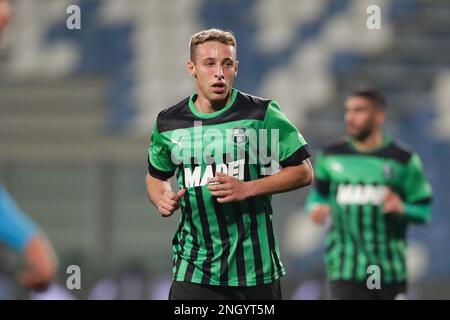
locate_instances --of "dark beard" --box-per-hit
[352,126,373,142]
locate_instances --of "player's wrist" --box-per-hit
[243,180,257,198]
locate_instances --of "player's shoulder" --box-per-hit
[322,139,353,156]
[236,91,272,108]
[234,90,272,120]
[155,96,192,133]
[379,139,414,164]
[321,138,415,164]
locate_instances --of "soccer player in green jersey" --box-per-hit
[305,86,433,299]
[146,29,314,300]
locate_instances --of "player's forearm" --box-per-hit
[245,161,313,198]
[146,173,172,207]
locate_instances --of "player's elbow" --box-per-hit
[293,162,314,188]
[303,167,314,186]
[302,161,314,186]
[145,172,152,187]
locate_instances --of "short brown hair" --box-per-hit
[189,28,237,61]
[350,85,387,109]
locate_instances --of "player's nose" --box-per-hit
[215,66,224,79]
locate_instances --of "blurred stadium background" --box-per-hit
[0,0,449,299]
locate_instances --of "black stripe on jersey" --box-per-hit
[263,210,274,279]
[344,205,355,277]
[156,91,270,133]
[357,205,365,251]
[182,161,200,282]
[264,202,283,278]
[323,140,413,164]
[192,162,215,285]
[211,160,231,286]
[244,151,264,285]
[338,204,348,279]
[148,155,175,180]
[212,200,230,285]
[233,202,248,286]
[351,204,364,280]
[384,214,397,283]
[371,205,379,262]
[355,204,370,269]
[279,145,311,168]
[173,212,185,280]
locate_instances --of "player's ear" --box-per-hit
[187,60,196,78]
[234,60,239,77]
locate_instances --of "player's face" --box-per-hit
[0,0,12,41]
[345,96,384,141]
[188,41,238,103]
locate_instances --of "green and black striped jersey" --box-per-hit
[148,88,310,286]
[306,136,432,284]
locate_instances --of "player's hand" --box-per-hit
[383,188,404,215]
[310,204,331,225]
[16,234,57,292]
[156,189,186,217]
[207,172,249,203]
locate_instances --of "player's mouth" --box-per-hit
[211,82,226,94]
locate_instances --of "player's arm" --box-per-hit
[0,186,57,291]
[384,153,432,224]
[208,159,312,203]
[304,151,332,224]
[146,124,184,217]
[244,158,313,195]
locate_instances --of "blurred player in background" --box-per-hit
[0,0,57,292]
[305,86,433,299]
[146,28,313,300]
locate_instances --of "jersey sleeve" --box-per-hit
[0,186,38,251]
[262,100,310,168]
[148,124,176,180]
[402,153,433,223]
[305,151,331,212]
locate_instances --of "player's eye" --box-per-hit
[224,62,233,68]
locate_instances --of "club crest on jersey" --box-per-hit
[231,127,248,144]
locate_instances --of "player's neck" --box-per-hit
[195,91,232,114]
[352,131,384,152]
